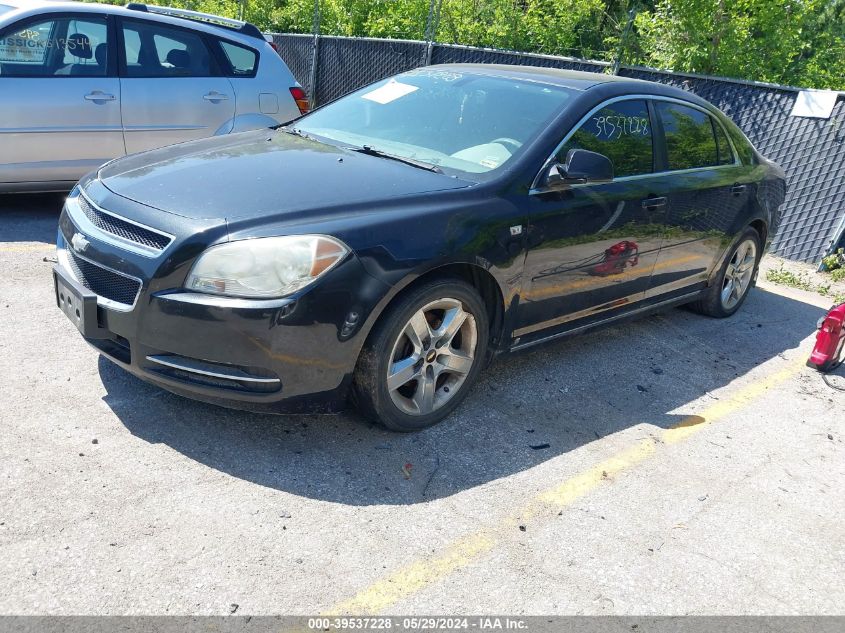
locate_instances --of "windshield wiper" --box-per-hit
[348,145,442,173]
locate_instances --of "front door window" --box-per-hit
[0,16,108,76]
[557,99,654,178]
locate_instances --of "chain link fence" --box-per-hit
[270,33,845,264]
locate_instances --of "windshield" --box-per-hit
[294,69,574,178]
[0,4,16,17]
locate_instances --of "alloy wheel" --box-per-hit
[721,239,757,310]
[386,298,478,416]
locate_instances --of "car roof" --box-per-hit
[427,63,712,105]
[0,0,265,44]
[426,63,639,89]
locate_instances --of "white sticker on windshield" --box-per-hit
[361,79,418,104]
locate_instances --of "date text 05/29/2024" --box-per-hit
[307,617,528,630]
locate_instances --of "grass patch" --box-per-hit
[765,267,814,291]
[765,266,845,304]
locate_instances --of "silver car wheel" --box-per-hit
[721,238,757,310]
[386,298,478,416]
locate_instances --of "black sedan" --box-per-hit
[53,64,787,430]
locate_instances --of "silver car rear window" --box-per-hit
[219,40,257,76]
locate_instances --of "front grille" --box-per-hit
[78,193,171,251]
[66,249,141,307]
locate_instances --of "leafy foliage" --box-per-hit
[766,263,845,303]
[822,249,845,272]
[97,0,845,89]
[766,266,814,291]
[633,0,845,89]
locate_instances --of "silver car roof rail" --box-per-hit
[124,3,264,39]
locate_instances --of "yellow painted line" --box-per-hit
[534,439,656,507]
[327,356,806,615]
[662,359,803,445]
[331,534,498,615]
[0,243,52,253]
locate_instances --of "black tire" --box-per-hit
[352,278,489,431]
[688,227,762,318]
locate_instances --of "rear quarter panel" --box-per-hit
[231,43,301,126]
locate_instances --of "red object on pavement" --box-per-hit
[807,303,845,371]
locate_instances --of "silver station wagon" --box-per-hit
[0,0,307,192]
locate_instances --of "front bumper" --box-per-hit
[55,184,390,414]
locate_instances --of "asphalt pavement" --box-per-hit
[1,195,842,615]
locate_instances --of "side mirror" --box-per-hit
[544,149,614,189]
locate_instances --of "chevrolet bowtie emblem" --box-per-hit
[71,232,90,253]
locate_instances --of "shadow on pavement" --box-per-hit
[0,193,66,244]
[99,286,824,506]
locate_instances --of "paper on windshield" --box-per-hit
[362,79,418,104]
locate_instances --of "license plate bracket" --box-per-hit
[53,265,109,339]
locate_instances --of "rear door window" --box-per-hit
[218,40,257,76]
[557,99,654,178]
[121,20,213,77]
[656,101,720,171]
[713,119,735,165]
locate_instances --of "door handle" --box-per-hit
[731,184,747,196]
[641,196,667,210]
[203,92,229,102]
[84,91,115,101]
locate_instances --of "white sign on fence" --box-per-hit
[790,90,839,119]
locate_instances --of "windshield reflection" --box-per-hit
[295,69,575,178]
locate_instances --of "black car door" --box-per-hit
[645,99,752,301]
[515,98,667,344]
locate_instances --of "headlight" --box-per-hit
[185,235,349,298]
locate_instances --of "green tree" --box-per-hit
[87,0,845,89]
[789,0,845,90]
[632,0,845,89]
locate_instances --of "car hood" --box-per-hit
[97,129,473,220]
